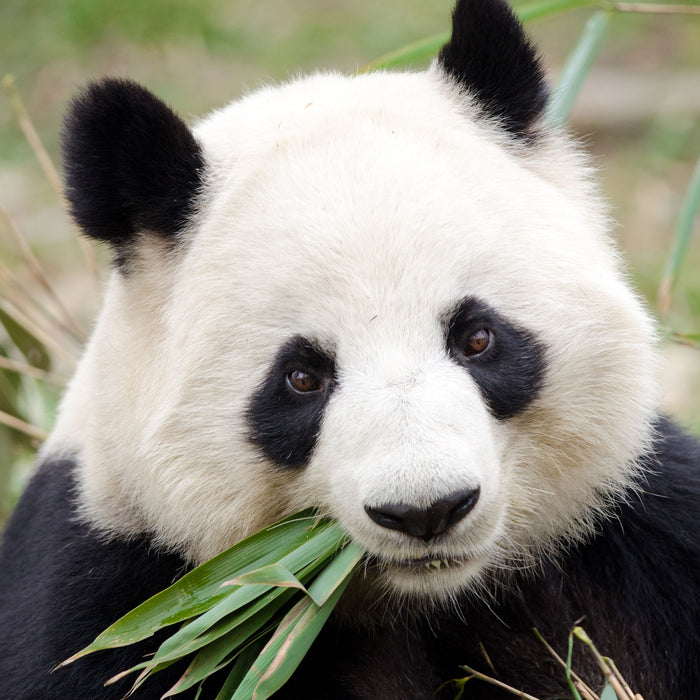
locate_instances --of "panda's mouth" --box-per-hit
[390,554,468,574]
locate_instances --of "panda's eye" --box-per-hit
[286,370,324,395]
[462,328,492,358]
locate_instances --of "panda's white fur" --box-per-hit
[47,66,657,598]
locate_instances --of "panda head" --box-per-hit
[51,0,658,601]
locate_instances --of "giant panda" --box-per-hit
[1,0,698,698]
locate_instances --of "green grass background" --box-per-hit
[0,0,699,527]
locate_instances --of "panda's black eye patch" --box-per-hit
[247,337,336,469]
[446,298,546,420]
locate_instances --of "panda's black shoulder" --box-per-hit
[465,416,700,698]
[0,458,195,699]
[567,417,700,678]
[607,416,700,557]
[576,415,700,603]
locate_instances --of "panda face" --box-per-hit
[53,0,659,601]
[155,75,654,596]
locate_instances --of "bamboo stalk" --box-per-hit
[533,629,598,700]
[460,666,542,700]
[604,658,637,700]
[658,156,700,317]
[0,409,48,442]
[545,10,612,128]
[573,628,641,700]
[610,2,700,15]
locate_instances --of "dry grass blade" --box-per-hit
[460,666,542,700]
[2,75,63,197]
[0,355,65,384]
[0,207,86,341]
[573,627,643,700]
[0,409,48,441]
[0,260,82,345]
[533,629,598,700]
[478,642,498,676]
[665,330,700,349]
[2,74,101,286]
[0,300,77,366]
[604,659,636,700]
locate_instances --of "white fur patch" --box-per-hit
[46,67,658,599]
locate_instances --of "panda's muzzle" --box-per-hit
[364,487,480,542]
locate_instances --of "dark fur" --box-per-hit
[247,336,338,469]
[438,0,548,138]
[1,418,698,699]
[62,79,204,263]
[0,459,193,699]
[446,297,546,419]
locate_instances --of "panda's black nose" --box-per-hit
[364,487,480,542]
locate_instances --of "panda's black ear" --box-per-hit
[61,79,204,250]
[438,0,549,139]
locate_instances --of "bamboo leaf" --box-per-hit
[106,658,178,690]
[0,356,23,418]
[213,637,269,700]
[97,551,350,695]
[144,583,274,666]
[60,512,324,664]
[144,553,330,669]
[545,10,612,127]
[302,541,363,607]
[221,563,308,593]
[232,544,362,699]
[162,591,295,696]
[232,574,353,700]
[150,522,345,663]
[600,683,620,700]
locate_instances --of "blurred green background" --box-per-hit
[0,0,699,526]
